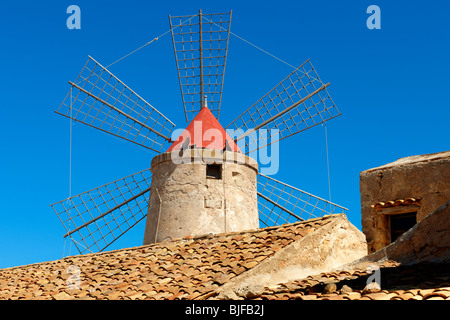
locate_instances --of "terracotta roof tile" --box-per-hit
[372,198,421,210]
[247,261,450,300]
[6,213,446,301]
[0,214,338,300]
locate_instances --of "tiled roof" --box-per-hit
[247,260,450,300]
[372,198,421,210]
[0,214,336,300]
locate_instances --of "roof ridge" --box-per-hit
[173,213,341,241]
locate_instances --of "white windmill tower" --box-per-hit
[50,10,347,254]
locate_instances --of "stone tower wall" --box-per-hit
[143,150,259,244]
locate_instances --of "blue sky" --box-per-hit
[0,0,449,268]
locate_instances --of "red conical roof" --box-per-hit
[167,106,241,153]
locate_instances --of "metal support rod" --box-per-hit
[199,9,204,107]
[98,215,147,252]
[54,111,160,151]
[68,81,171,142]
[87,55,175,127]
[169,14,189,123]
[217,9,231,120]
[258,192,304,222]
[63,186,151,238]
[236,83,330,142]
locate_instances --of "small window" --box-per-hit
[206,164,222,179]
[390,212,417,242]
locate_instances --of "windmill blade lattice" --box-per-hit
[50,10,351,256]
[227,59,341,155]
[55,56,176,153]
[170,10,232,122]
[257,173,347,227]
[50,169,152,254]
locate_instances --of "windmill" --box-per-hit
[50,10,348,255]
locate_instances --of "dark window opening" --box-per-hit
[206,164,222,179]
[390,212,417,242]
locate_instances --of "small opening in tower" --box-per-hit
[206,164,222,179]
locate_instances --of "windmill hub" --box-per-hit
[143,107,259,244]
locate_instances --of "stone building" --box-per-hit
[360,151,450,253]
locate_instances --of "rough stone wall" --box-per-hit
[143,150,259,244]
[360,151,450,253]
[343,200,450,268]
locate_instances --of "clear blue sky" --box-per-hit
[0,0,449,268]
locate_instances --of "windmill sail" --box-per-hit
[257,173,347,227]
[50,169,152,254]
[170,10,232,122]
[55,56,176,153]
[226,59,341,156]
